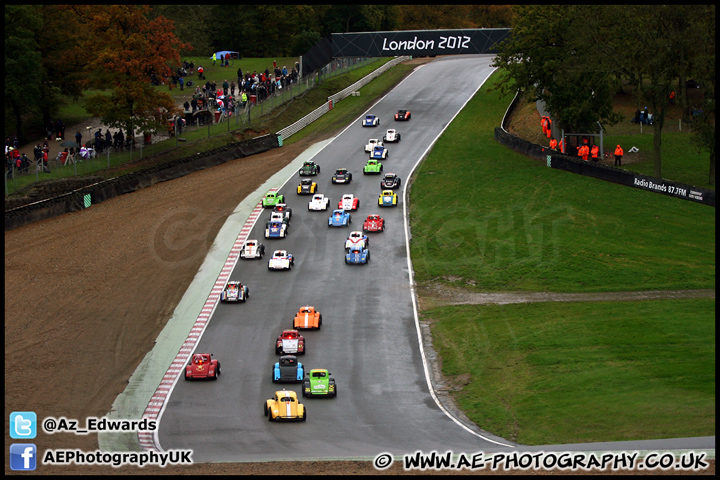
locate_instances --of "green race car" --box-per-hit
[363,159,383,175]
[262,191,285,208]
[302,368,337,398]
[299,161,320,176]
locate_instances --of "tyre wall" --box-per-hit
[5,134,280,231]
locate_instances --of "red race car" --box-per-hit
[394,109,411,121]
[275,329,306,355]
[363,214,385,232]
[338,193,360,211]
[184,353,221,380]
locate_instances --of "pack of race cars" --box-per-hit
[189,111,411,421]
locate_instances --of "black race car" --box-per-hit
[331,168,352,184]
[380,172,401,189]
[394,109,411,121]
[299,161,320,176]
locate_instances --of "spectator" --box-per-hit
[212,52,216,66]
[223,79,229,97]
[590,144,599,162]
[237,66,243,84]
[105,129,112,149]
[198,65,204,79]
[191,97,198,113]
[230,81,236,97]
[179,75,184,91]
[184,100,190,112]
[614,144,623,166]
[75,131,82,148]
[46,120,54,140]
[225,52,230,66]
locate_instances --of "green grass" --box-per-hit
[427,299,716,445]
[603,132,713,190]
[409,73,716,293]
[411,68,714,445]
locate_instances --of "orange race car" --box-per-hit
[293,305,322,330]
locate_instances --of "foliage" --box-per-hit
[493,5,715,184]
[491,5,622,133]
[5,5,43,144]
[78,5,190,136]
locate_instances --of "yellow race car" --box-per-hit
[264,390,307,422]
[378,190,398,207]
[297,178,318,195]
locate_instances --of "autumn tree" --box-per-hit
[78,5,190,141]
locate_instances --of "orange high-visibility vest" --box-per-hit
[550,138,558,150]
[591,145,599,159]
[615,145,623,156]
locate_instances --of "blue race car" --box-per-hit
[265,220,288,238]
[273,355,304,383]
[345,246,370,264]
[362,114,379,127]
[370,144,388,160]
[328,209,352,227]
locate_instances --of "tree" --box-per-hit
[587,5,697,179]
[5,5,43,144]
[686,6,715,185]
[78,6,190,140]
[491,6,622,134]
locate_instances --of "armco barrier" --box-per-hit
[494,126,715,207]
[5,134,280,231]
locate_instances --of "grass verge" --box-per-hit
[409,73,715,293]
[426,298,715,445]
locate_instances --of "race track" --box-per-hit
[158,55,514,462]
[155,54,715,462]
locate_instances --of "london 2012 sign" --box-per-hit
[332,29,511,57]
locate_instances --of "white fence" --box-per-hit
[277,56,411,142]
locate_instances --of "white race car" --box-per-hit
[308,193,330,211]
[383,129,401,143]
[268,250,294,270]
[364,138,383,153]
[270,211,288,224]
[345,231,369,251]
[240,239,265,259]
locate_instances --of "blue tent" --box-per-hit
[215,50,240,60]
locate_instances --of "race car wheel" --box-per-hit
[268,411,274,422]
[301,409,307,421]
[217,362,221,376]
[264,402,268,416]
[318,315,322,329]
[345,258,349,264]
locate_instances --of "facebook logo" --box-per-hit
[10,444,37,471]
[10,412,37,439]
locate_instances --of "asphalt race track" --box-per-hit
[156,55,714,462]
